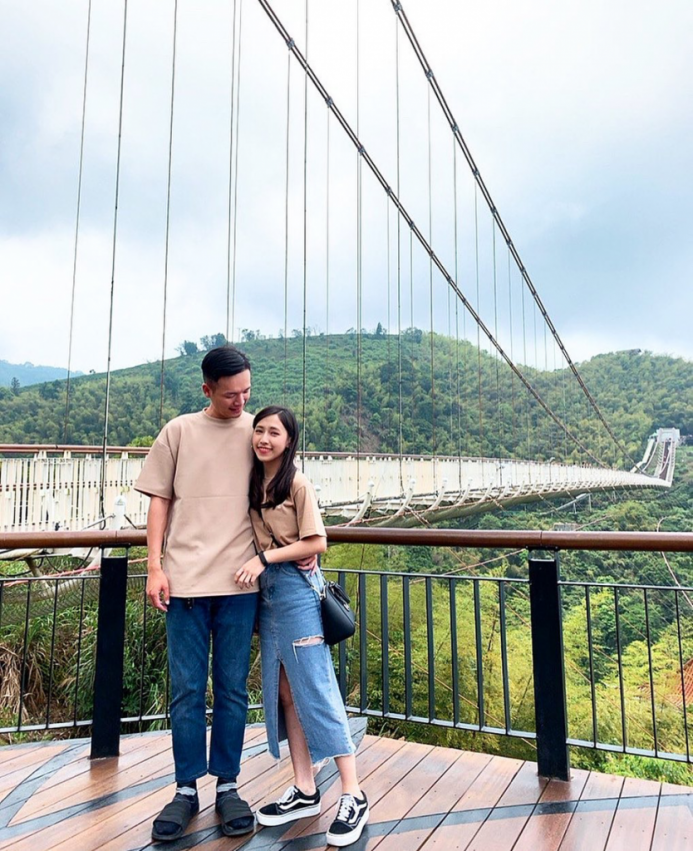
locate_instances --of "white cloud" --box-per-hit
[1,0,692,373]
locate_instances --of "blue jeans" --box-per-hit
[166,593,258,783]
[259,563,355,763]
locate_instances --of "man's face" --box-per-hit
[202,370,251,419]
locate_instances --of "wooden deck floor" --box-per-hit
[0,724,691,851]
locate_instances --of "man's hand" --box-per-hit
[235,556,265,589]
[296,554,318,573]
[147,565,170,612]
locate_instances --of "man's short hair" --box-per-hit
[201,345,251,384]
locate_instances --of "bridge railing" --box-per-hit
[0,446,669,532]
[1,528,692,779]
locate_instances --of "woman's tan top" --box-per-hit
[250,471,326,552]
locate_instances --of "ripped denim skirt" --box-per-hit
[258,561,355,763]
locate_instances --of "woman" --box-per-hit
[234,406,368,847]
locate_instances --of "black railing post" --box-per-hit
[90,548,129,759]
[529,552,570,780]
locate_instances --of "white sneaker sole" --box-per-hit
[326,806,370,847]
[256,801,321,826]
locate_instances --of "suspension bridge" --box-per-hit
[0,1,682,546]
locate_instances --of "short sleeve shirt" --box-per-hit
[134,410,256,597]
[250,471,326,551]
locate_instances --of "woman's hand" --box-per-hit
[235,555,266,589]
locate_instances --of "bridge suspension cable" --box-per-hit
[255,0,606,468]
[100,0,130,521]
[389,0,637,469]
[158,0,179,430]
[63,0,93,444]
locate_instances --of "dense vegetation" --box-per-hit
[1,333,691,467]
[1,335,692,784]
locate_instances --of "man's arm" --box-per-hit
[146,495,171,611]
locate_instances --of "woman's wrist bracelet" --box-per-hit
[258,551,269,567]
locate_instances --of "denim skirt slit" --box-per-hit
[258,561,355,763]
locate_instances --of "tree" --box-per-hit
[176,340,199,357]
[130,435,155,447]
[39,381,60,400]
[199,333,227,351]
[10,377,20,395]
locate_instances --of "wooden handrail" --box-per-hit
[1,527,693,552]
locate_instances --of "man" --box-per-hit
[136,345,258,842]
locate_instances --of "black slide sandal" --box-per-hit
[151,796,199,842]
[216,791,255,836]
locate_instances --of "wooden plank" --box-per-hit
[0,743,71,796]
[15,733,173,821]
[540,769,590,803]
[650,794,693,851]
[495,761,548,807]
[11,741,174,824]
[407,751,493,818]
[605,794,660,851]
[418,755,524,851]
[660,781,693,796]
[620,776,661,798]
[580,771,624,801]
[0,744,41,767]
[463,761,548,851]
[511,768,589,851]
[369,752,494,851]
[450,755,524,812]
[558,771,624,851]
[0,728,273,851]
[363,745,462,850]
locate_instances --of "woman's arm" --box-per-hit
[235,534,326,589]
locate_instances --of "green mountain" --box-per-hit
[0,335,690,466]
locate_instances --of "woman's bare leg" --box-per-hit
[335,754,361,797]
[278,665,315,794]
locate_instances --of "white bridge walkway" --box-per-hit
[0,430,678,538]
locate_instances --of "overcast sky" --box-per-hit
[1,0,692,374]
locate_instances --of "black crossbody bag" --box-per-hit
[318,576,356,646]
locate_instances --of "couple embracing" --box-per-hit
[135,345,367,846]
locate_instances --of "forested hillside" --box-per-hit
[2,336,692,783]
[0,334,690,465]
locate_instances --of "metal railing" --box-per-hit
[1,527,693,780]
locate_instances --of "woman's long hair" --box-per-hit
[249,406,300,511]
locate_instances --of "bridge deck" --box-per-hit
[0,726,691,850]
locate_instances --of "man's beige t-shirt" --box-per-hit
[250,471,326,551]
[135,410,256,597]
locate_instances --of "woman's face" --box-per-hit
[252,414,290,464]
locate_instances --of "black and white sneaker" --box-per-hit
[326,792,369,847]
[256,785,321,826]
